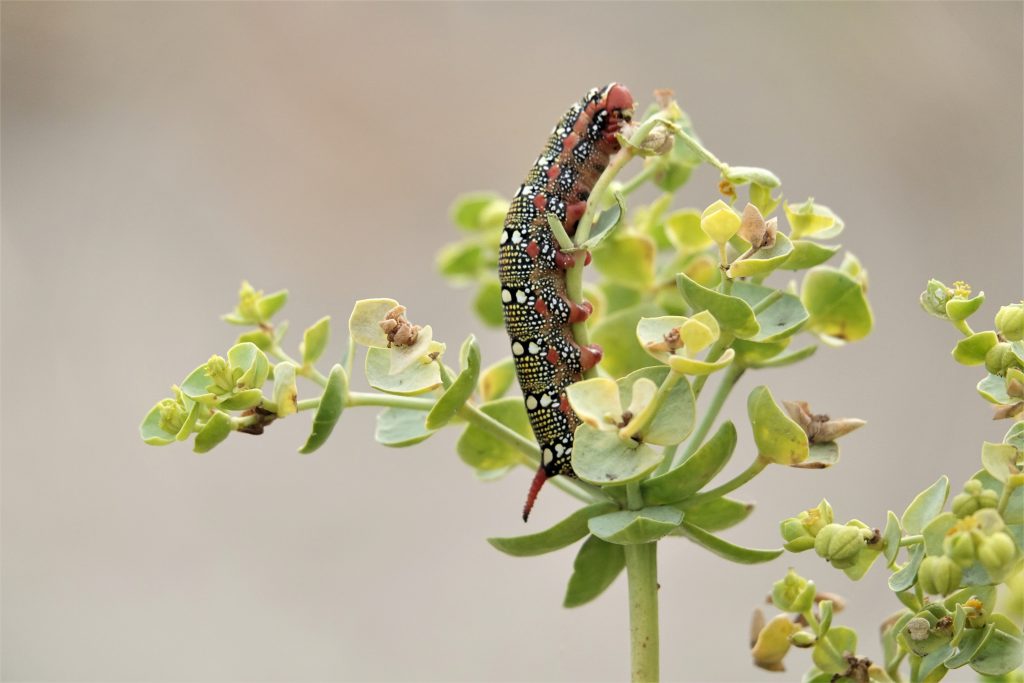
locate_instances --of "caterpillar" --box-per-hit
[498,83,635,521]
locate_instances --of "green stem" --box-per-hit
[686,456,768,505]
[619,163,658,196]
[751,289,782,314]
[296,398,320,411]
[997,479,1019,515]
[952,319,975,336]
[270,345,328,387]
[675,126,729,174]
[346,391,435,411]
[671,363,744,469]
[624,542,660,683]
[899,534,924,547]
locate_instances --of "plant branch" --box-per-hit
[671,363,744,469]
[686,455,769,505]
[624,542,660,683]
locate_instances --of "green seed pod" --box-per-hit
[995,303,1024,342]
[790,631,816,648]
[814,523,866,566]
[918,555,963,596]
[944,532,977,568]
[952,492,980,518]
[978,488,1000,509]
[964,479,983,496]
[985,342,1020,376]
[977,532,1017,581]
[780,518,816,553]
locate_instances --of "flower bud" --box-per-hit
[979,488,1000,509]
[964,479,983,496]
[995,303,1024,342]
[977,532,1017,581]
[205,355,234,393]
[814,523,866,567]
[952,492,980,518]
[771,569,816,613]
[780,518,816,552]
[158,396,187,434]
[751,614,799,671]
[920,279,951,320]
[790,631,816,648]
[919,556,963,596]
[985,342,1020,376]
[944,532,977,568]
[700,200,741,245]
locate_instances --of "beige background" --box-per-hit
[2,2,1022,681]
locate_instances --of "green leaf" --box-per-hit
[298,364,347,454]
[618,366,695,447]
[563,536,626,608]
[300,316,331,367]
[194,411,233,453]
[779,240,840,271]
[592,233,656,288]
[1004,421,1024,450]
[140,402,179,445]
[488,503,619,557]
[732,338,791,366]
[375,408,434,447]
[812,626,857,674]
[437,240,488,281]
[365,347,442,395]
[977,373,1012,404]
[728,233,794,279]
[676,521,782,563]
[256,290,288,321]
[952,332,999,366]
[801,267,873,344]
[349,298,400,348]
[785,199,844,240]
[591,304,663,378]
[883,511,902,566]
[747,385,809,466]
[271,362,298,417]
[842,544,882,581]
[571,425,664,486]
[228,342,270,390]
[901,476,950,535]
[677,273,760,339]
[642,421,736,505]
[944,624,993,669]
[388,325,436,376]
[566,377,623,430]
[588,506,684,545]
[724,165,781,188]
[217,388,264,411]
[888,544,925,592]
[678,497,752,532]
[981,441,1020,483]
[731,281,809,343]
[425,335,481,430]
[473,279,505,328]
[478,357,516,402]
[665,209,713,253]
[970,628,1024,676]
[456,397,529,471]
[580,191,625,250]
[450,192,506,231]
[801,441,840,469]
[747,344,818,369]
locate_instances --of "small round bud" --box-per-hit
[780,518,815,553]
[952,492,980,518]
[906,617,931,641]
[978,488,1000,509]
[790,631,816,648]
[985,342,1020,376]
[814,523,866,566]
[977,532,1017,581]
[919,555,963,596]
[995,303,1024,342]
[944,532,977,568]
[964,479,983,495]
[771,569,815,613]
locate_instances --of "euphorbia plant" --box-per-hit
[141,89,877,681]
[750,290,1023,682]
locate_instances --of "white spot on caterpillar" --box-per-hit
[501,288,512,303]
[555,444,565,456]
[511,230,523,244]
[539,394,553,408]
[528,341,541,355]
[515,290,527,304]
[512,342,525,356]
[500,230,509,244]
[526,395,538,410]
[542,448,553,465]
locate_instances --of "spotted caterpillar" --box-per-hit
[498,83,635,521]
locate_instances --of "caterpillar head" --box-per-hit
[601,83,635,140]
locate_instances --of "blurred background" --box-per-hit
[2,2,1021,681]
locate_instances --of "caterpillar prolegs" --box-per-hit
[498,83,635,521]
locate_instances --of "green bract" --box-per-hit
[700,199,741,245]
[784,198,844,240]
[747,385,808,466]
[800,266,873,344]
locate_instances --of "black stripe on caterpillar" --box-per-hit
[497,83,635,521]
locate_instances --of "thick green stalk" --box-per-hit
[624,541,660,683]
[671,363,744,469]
[686,455,768,505]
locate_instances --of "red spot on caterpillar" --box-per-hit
[562,132,580,154]
[546,346,560,365]
[558,393,572,415]
[568,300,593,324]
[534,297,548,316]
[584,251,592,266]
[547,164,560,180]
[555,251,576,270]
[525,240,540,259]
[579,344,604,372]
[533,193,547,211]
[522,465,548,522]
[565,201,587,232]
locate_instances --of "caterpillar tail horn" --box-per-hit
[522,465,549,522]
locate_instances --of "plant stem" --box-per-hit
[751,289,783,314]
[675,126,729,174]
[624,542,660,683]
[899,534,924,547]
[619,163,657,196]
[686,456,768,505]
[347,391,435,411]
[997,479,1019,515]
[270,345,328,387]
[671,363,744,469]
